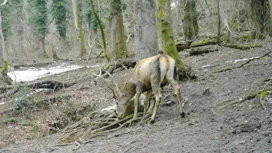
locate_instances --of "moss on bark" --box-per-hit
[158,0,183,67]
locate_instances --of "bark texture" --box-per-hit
[183,0,198,41]
[110,0,128,60]
[250,0,272,38]
[158,0,183,66]
[134,0,158,61]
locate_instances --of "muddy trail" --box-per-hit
[0,45,272,153]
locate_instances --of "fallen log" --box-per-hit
[189,47,218,56]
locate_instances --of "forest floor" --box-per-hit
[0,44,272,153]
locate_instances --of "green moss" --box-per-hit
[240,35,253,42]
[246,88,270,100]
[259,90,269,97]
[232,18,238,30]
[104,63,112,70]
[190,39,216,47]
[0,61,8,75]
[158,0,183,66]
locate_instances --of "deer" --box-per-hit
[95,54,185,123]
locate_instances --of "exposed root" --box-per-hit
[59,111,138,143]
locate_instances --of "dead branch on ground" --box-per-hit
[59,110,139,143]
[218,86,272,109]
[189,47,218,56]
[215,50,272,73]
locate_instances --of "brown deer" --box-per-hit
[117,54,185,122]
[95,54,185,123]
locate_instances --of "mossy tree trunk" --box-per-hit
[250,0,272,38]
[134,0,158,61]
[158,0,183,67]
[110,0,128,60]
[0,61,12,85]
[74,0,87,57]
[89,0,110,62]
[183,0,198,41]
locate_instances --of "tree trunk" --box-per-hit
[39,37,48,58]
[110,0,128,60]
[72,0,78,29]
[0,10,5,65]
[73,0,86,57]
[250,0,272,38]
[0,0,8,66]
[134,0,158,61]
[89,0,110,62]
[217,0,221,44]
[183,0,198,41]
[158,0,183,66]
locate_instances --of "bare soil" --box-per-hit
[0,45,272,153]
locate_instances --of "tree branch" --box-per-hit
[0,0,7,7]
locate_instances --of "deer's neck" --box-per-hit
[122,82,136,100]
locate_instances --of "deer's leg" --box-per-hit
[166,75,185,117]
[142,90,153,120]
[150,80,162,122]
[147,95,155,114]
[133,85,143,121]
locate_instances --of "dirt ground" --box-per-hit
[0,44,272,153]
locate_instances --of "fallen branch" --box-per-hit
[0,80,77,94]
[218,86,272,109]
[222,43,263,50]
[189,47,218,56]
[215,50,272,73]
[190,39,216,47]
[0,88,19,99]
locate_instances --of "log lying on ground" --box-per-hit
[0,80,76,98]
[189,47,218,56]
[176,40,193,51]
[190,39,217,47]
[221,43,263,50]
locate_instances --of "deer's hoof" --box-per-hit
[180,112,186,118]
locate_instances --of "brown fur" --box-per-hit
[115,54,185,122]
